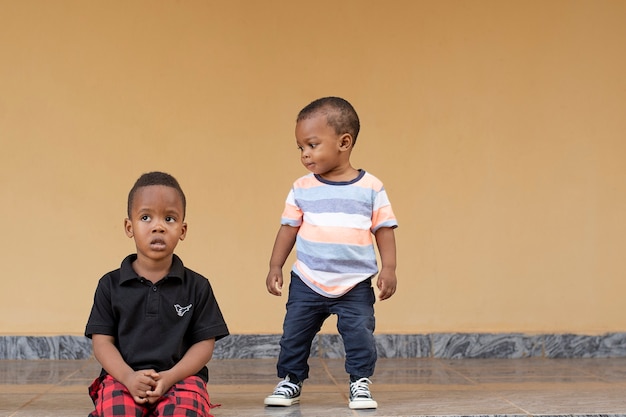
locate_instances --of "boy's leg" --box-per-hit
[266,274,327,406]
[153,376,213,417]
[333,279,378,409]
[334,279,377,378]
[276,272,329,382]
[88,375,148,417]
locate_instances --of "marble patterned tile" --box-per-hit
[598,333,626,356]
[0,336,92,360]
[316,334,343,358]
[432,333,543,359]
[375,334,432,358]
[214,335,324,359]
[213,334,282,359]
[302,334,433,359]
[543,334,602,358]
[56,335,92,359]
[543,333,626,358]
[4,333,626,360]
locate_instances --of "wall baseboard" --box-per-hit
[2,333,626,360]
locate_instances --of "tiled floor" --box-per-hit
[2,357,626,416]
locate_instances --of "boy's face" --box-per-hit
[124,185,187,263]
[295,113,351,177]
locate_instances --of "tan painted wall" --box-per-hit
[1,0,625,336]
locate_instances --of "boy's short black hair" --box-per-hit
[297,97,361,145]
[127,171,186,218]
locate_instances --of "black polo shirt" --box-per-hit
[85,254,229,382]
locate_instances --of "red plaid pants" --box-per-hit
[88,374,214,417]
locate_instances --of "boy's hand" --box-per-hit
[123,369,158,404]
[266,268,284,296]
[266,225,297,297]
[145,371,174,404]
[374,227,397,301]
[376,267,397,301]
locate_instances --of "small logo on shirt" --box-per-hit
[174,304,192,317]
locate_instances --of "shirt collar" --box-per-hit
[119,254,185,284]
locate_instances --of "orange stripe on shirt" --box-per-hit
[281,203,302,222]
[294,175,323,189]
[298,223,373,246]
[372,205,396,229]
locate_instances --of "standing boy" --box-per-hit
[86,171,229,417]
[264,97,398,409]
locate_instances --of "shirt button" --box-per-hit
[152,287,157,292]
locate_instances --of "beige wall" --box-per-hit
[1,0,625,336]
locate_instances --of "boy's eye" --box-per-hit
[165,216,175,223]
[297,146,303,151]
[140,215,151,221]
[309,143,317,148]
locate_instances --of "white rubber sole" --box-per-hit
[349,398,378,409]
[264,396,300,406]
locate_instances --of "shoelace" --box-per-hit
[273,379,300,397]
[350,377,373,398]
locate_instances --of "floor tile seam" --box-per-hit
[435,358,609,365]
[473,381,626,391]
[434,360,481,385]
[607,381,626,388]
[404,415,528,417]
[420,359,618,385]
[15,381,622,392]
[3,386,54,416]
[369,382,622,392]
[528,414,626,417]
[497,395,535,416]
[404,415,626,417]
[315,358,366,416]
[53,363,90,386]
[571,366,626,383]
[318,358,347,399]
[460,378,613,385]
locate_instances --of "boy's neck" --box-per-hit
[132,255,173,284]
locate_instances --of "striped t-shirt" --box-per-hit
[281,170,398,297]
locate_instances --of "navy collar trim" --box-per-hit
[314,169,366,186]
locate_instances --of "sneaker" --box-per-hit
[264,376,302,406]
[349,377,378,409]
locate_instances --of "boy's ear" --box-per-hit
[339,133,354,151]
[179,222,188,241]
[124,218,133,238]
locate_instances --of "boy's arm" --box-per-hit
[266,224,299,296]
[374,227,397,301]
[146,339,215,402]
[92,334,158,404]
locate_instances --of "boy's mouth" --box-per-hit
[150,239,166,249]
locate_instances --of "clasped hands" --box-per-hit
[124,369,172,405]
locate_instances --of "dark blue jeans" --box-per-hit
[276,272,377,382]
